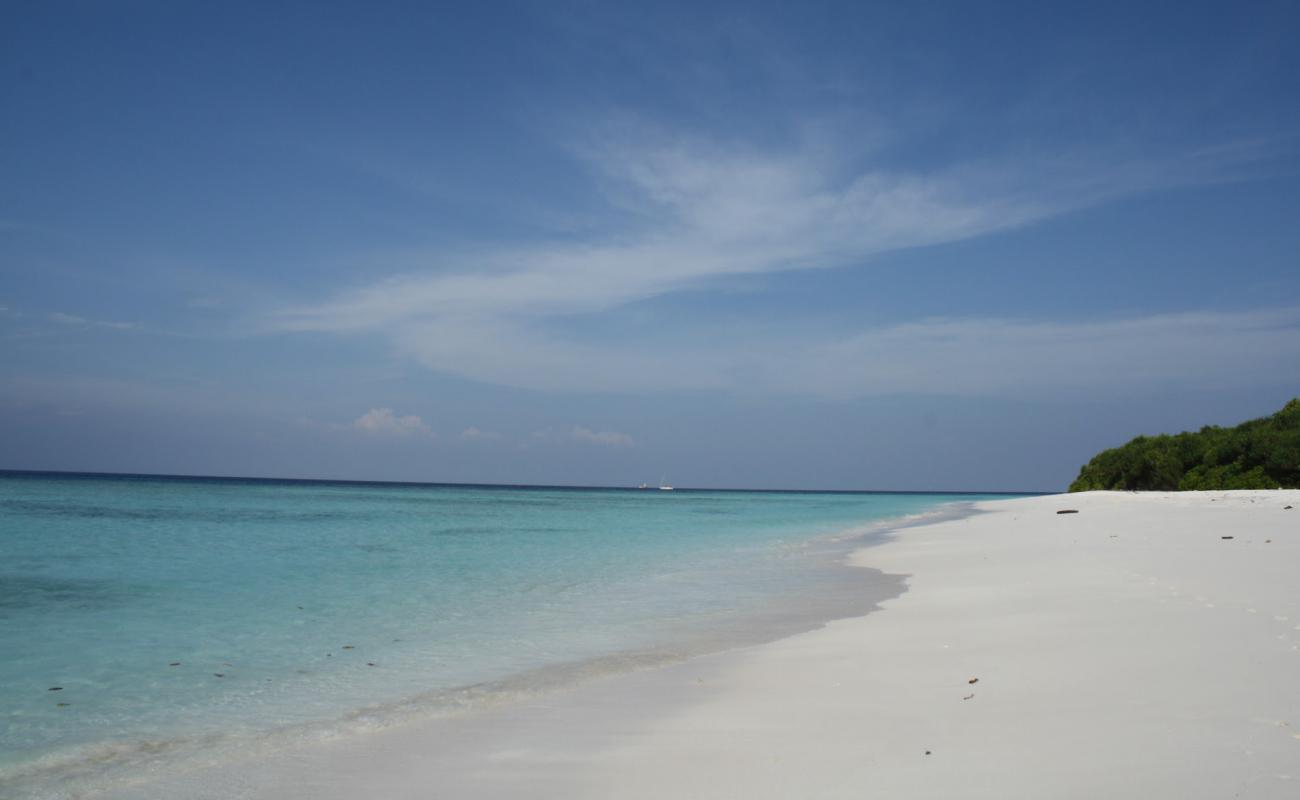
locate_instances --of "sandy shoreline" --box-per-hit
[103,491,1300,799]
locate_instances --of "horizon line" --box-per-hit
[0,468,1044,497]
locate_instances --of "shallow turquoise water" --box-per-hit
[0,472,1005,794]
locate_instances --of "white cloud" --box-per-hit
[49,311,137,330]
[272,140,1056,336]
[570,426,635,447]
[531,426,636,447]
[459,426,502,441]
[397,306,1300,398]
[268,122,1282,397]
[352,408,433,437]
[776,307,1300,398]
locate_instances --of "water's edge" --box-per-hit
[1,500,983,799]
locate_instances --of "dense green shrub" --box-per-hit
[1068,399,1300,491]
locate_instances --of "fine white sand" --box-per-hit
[108,491,1300,799]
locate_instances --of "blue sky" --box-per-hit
[2,0,1299,491]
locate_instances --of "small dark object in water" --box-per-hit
[297,606,304,610]
[342,645,355,650]
[967,678,979,684]
[1221,536,1234,540]
[1056,509,1079,515]
[367,662,376,666]
[48,687,62,691]
[57,702,70,707]
[213,673,224,678]
[963,693,974,700]
[169,662,181,666]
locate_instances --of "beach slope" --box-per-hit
[110,491,1300,799]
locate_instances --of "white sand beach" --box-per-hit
[110,491,1300,799]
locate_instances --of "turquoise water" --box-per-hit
[0,472,1002,795]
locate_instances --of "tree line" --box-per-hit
[1069,399,1300,491]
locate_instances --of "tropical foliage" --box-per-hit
[1068,399,1300,491]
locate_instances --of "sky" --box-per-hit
[2,0,1299,491]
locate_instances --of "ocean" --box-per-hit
[0,471,1005,796]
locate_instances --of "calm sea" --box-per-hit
[0,471,1007,796]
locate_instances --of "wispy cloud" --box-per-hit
[459,426,502,441]
[777,307,1300,398]
[532,426,636,447]
[570,426,635,447]
[49,312,137,330]
[390,306,1300,398]
[268,122,1282,397]
[351,408,433,437]
[274,138,1051,334]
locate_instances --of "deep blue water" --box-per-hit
[0,471,1009,795]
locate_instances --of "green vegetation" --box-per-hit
[1068,399,1300,492]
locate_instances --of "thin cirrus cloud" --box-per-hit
[384,307,1300,398]
[777,307,1300,398]
[570,426,635,447]
[343,419,634,447]
[48,312,137,331]
[269,125,1282,397]
[459,426,503,441]
[531,427,636,447]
